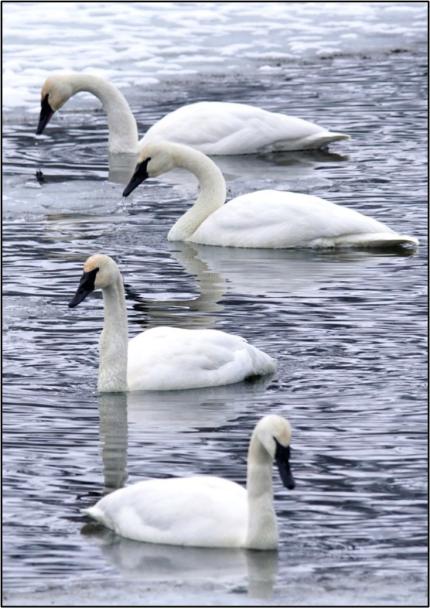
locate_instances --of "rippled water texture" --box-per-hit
[2,2,428,606]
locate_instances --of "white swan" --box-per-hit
[68,254,276,392]
[123,141,418,251]
[36,72,349,154]
[85,414,295,549]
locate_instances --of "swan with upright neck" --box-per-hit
[85,414,295,549]
[36,72,349,154]
[68,254,276,392]
[122,141,418,251]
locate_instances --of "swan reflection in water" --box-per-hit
[98,393,128,493]
[82,524,278,600]
[212,148,348,187]
[108,152,137,184]
[170,241,411,298]
[125,240,227,330]
[108,146,348,187]
[97,375,273,493]
[125,241,404,333]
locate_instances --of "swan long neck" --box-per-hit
[246,431,277,550]
[69,74,139,153]
[167,146,227,241]
[98,275,128,392]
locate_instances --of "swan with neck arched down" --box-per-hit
[122,141,418,251]
[68,254,276,392]
[36,72,349,154]
[85,414,295,549]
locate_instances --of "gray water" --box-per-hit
[2,3,428,607]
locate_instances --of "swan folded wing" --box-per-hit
[142,102,327,155]
[91,476,247,547]
[190,191,394,249]
[127,327,275,391]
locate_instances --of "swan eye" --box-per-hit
[69,267,99,308]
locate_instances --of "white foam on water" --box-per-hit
[3,1,427,110]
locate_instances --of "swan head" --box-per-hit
[123,142,176,197]
[37,74,74,134]
[68,254,121,308]
[254,415,295,490]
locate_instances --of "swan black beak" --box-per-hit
[275,441,295,490]
[68,268,99,308]
[122,158,150,197]
[36,94,55,135]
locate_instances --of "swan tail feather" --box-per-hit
[328,232,419,251]
[249,347,277,377]
[301,131,350,148]
[83,505,105,523]
[268,131,350,151]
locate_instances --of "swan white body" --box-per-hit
[37,73,349,154]
[88,476,247,546]
[123,142,418,251]
[68,254,276,392]
[85,414,295,549]
[127,326,275,391]
[142,101,349,154]
[190,190,410,249]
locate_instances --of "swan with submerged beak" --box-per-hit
[122,141,418,251]
[36,72,349,154]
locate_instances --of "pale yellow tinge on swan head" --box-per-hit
[41,73,75,111]
[83,253,120,289]
[254,414,292,458]
[137,140,217,178]
[137,141,182,178]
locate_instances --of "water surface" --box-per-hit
[2,2,428,606]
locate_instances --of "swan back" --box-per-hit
[127,326,276,391]
[142,101,349,155]
[86,476,248,548]
[190,190,395,249]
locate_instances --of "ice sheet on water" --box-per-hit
[3,177,123,219]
